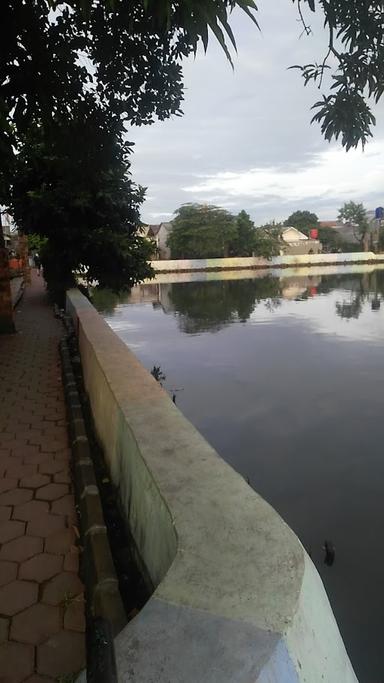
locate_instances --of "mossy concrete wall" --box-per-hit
[67,289,358,683]
[151,251,381,273]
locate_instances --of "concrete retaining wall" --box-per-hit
[147,261,384,285]
[67,289,358,683]
[151,251,381,273]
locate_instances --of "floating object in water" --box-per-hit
[323,539,335,566]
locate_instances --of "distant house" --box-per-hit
[320,220,364,247]
[320,209,384,250]
[1,211,17,249]
[141,224,160,254]
[142,222,174,260]
[280,226,322,255]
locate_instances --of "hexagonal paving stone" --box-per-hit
[42,572,84,606]
[45,528,76,555]
[0,640,34,682]
[64,596,85,632]
[0,617,8,643]
[0,506,11,521]
[52,446,70,459]
[0,432,15,443]
[51,495,76,519]
[63,549,80,574]
[0,560,17,587]
[37,629,85,678]
[53,470,71,485]
[39,460,67,476]
[27,513,66,538]
[6,464,36,480]
[40,440,67,453]
[0,580,38,616]
[12,447,40,461]
[20,473,50,489]
[25,429,45,446]
[0,520,25,544]
[42,413,62,423]
[0,458,17,472]
[10,603,61,644]
[20,553,63,582]
[12,448,39,461]
[0,477,18,494]
[0,535,43,562]
[0,487,33,507]
[13,499,49,521]
[23,452,50,466]
[36,483,68,501]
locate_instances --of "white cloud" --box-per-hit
[182,141,384,206]
[148,211,174,219]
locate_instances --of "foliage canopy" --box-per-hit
[1,0,384,156]
[285,211,319,233]
[230,210,256,257]
[167,204,238,259]
[38,0,384,149]
[338,201,370,248]
[167,204,282,260]
[8,106,153,294]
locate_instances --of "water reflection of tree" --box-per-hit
[168,277,282,333]
[91,287,130,314]
[336,296,364,319]
[334,271,383,320]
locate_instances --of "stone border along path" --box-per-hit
[10,278,24,309]
[0,271,86,683]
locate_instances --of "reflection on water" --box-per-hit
[93,266,384,683]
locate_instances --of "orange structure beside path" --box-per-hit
[0,271,85,682]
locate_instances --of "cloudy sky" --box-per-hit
[129,1,384,226]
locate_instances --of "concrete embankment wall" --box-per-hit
[148,260,384,285]
[67,288,358,683]
[151,250,382,273]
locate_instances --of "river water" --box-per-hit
[94,265,384,683]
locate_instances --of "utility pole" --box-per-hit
[0,213,15,333]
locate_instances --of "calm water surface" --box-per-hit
[95,266,384,683]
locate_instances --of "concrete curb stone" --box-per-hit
[59,334,125,643]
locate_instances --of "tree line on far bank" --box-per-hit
[164,202,382,261]
[166,205,282,260]
[284,204,384,253]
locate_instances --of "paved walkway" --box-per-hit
[10,278,24,308]
[0,272,85,683]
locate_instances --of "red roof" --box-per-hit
[319,221,339,228]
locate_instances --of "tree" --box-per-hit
[167,204,238,259]
[27,234,48,254]
[73,0,384,147]
[2,1,384,155]
[255,222,284,259]
[8,105,153,300]
[316,226,344,253]
[0,0,261,306]
[338,202,369,251]
[230,211,256,257]
[74,0,384,149]
[284,211,319,234]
